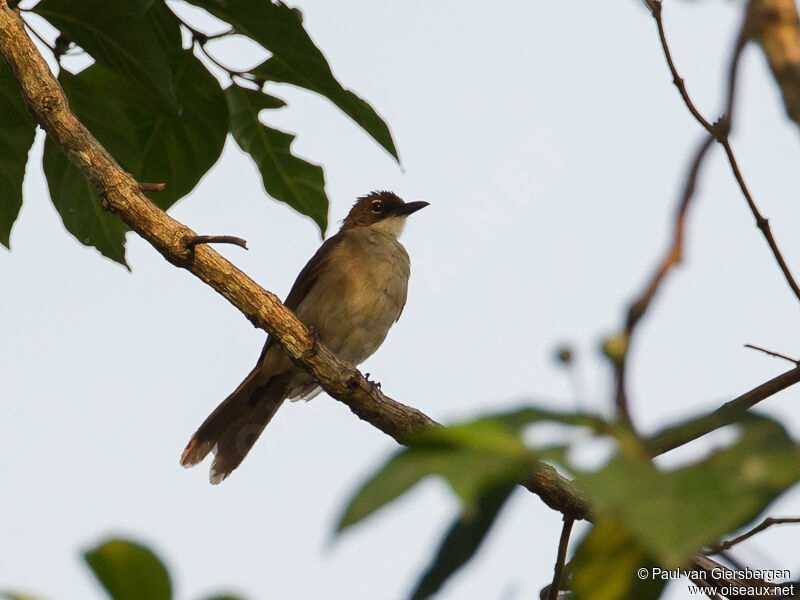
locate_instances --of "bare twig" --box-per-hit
[645,365,800,457]
[138,182,166,192]
[644,0,800,304]
[744,343,799,365]
[545,516,574,600]
[186,235,248,250]
[708,516,800,554]
[614,136,714,426]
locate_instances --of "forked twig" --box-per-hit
[707,516,800,554]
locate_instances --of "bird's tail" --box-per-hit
[180,368,291,484]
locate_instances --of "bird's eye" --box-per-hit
[370,201,382,213]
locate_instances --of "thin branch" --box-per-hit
[744,343,799,365]
[708,517,800,554]
[186,235,248,250]
[645,365,800,457]
[168,6,258,83]
[644,0,800,304]
[192,38,254,78]
[545,517,574,600]
[614,136,714,426]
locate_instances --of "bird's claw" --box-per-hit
[363,373,382,390]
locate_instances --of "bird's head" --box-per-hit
[340,191,428,237]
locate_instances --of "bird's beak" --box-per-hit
[393,201,429,217]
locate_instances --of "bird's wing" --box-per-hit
[257,234,347,361]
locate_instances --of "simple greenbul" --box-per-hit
[181,191,428,483]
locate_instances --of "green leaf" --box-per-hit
[43,140,131,265]
[186,0,398,161]
[42,67,137,265]
[225,83,327,232]
[0,61,36,248]
[84,538,171,600]
[33,0,177,110]
[337,420,534,531]
[125,50,229,210]
[571,519,665,600]
[576,416,800,567]
[409,484,515,600]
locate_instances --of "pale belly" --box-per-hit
[293,232,410,365]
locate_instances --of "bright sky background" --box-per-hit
[2,1,800,599]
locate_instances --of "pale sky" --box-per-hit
[2,1,800,599]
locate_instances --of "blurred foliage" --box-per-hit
[0,0,398,264]
[337,409,800,599]
[2,538,245,600]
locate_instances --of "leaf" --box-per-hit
[125,50,229,210]
[570,519,665,600]
[33,0,177,110]
[84,538,171,600]
[43,140,131,265]
[409,484,515,600]
[576,416,800,567]
[186,0,398,161]
[337,420,535,531]
[0,61,36,248]
[225,83,327,233]
[42,67,137,265]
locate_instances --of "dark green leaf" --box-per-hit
[0,61,36,248]
[225,83,327,232]
[43,139,130,265]
[125,51,228,210]
[571,519,665,600]
[84,538,171,600]
[186,0,398,161]
[338,420,534,531]
[42,67,136,264]
[410,484,515,600]
[33,0,177,110]
[576,416,800,567]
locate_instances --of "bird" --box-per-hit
[180,190,428,484]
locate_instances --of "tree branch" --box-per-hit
[614,135,714,427]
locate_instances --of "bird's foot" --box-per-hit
[364,373,382,390]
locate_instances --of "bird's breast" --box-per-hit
[294,230,410,365]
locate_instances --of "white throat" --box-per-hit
[368,215,407,239]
